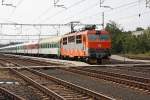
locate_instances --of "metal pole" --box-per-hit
[57,25,60,36]
[102,12,104,29]
[38,25,41,55]
[70,22,74,33]
[146,0,150,8]
[0,24,2,43]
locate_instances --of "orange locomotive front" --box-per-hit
[60,29,111,63]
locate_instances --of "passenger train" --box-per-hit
[0,28,111,63]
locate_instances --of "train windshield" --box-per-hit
[88,34,109,41]
[99,34,109,40]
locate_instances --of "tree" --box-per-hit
[105,21,122,35]
[105,21,150,54]
[105,21,124,53]
[136,27,144,31]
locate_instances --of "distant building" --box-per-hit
[132,30,144,36]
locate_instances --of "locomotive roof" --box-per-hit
[63,29,108,37]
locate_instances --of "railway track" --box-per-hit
[0,58,20,67]
[0,86,24,100]
[0,54,63,67]
[60,67,150,93]
[93,66,150,79]
[10,68,115,100]
[0,59,8,67]
[1,54,149,99]
[0,69,50,100]
[114,66,150,74]
[1,58,114,99]
[74,67,150,84]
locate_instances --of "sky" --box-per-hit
[0,0,150,44]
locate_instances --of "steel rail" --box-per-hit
[73,67,150,84]
[0,58,20,67]
[60,67,150,92]
[0,55,63,66]
[0,60,8,67]
[10,68,66,100]
[0,87,25,100]
[26,68,115,100]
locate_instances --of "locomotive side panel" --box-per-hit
[61,31,87,58]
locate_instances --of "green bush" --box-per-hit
[105,21,150,54]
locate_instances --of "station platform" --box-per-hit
[110,55,150,63]
[0,54,149,69]
[2,54,90,66]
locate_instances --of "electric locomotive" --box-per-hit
[61,28,111,63]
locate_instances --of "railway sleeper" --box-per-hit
[27,68,115,100]
[61,68,150,92]
[73,67,150,84]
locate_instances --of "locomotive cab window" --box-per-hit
[99,34,109,40]
[76,35,82,44]
[88,34,109,41]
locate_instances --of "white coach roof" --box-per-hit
[39,36,62,44]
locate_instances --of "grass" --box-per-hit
[120,52,150,60]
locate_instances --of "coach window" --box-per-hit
[55,43,58,47]
[76,35,82,44]
[45,44,47,48]
[46,44,47,48]
[47,43,49,48]
[63,37,67,45]
[44,44,46,48]
[44,43,47,48]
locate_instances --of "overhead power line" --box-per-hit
[0,34,59,36]
[100,0,113,9]
[39,0,88,23]
[146,0,150,8]
[61,1,138,23]
[77,0,140,21]
[0,23,101,26]
[54,0,66,9]
[112,10,150,21]
[60,2,99,23]
[9,0,25,17]
[1,0,16,7]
